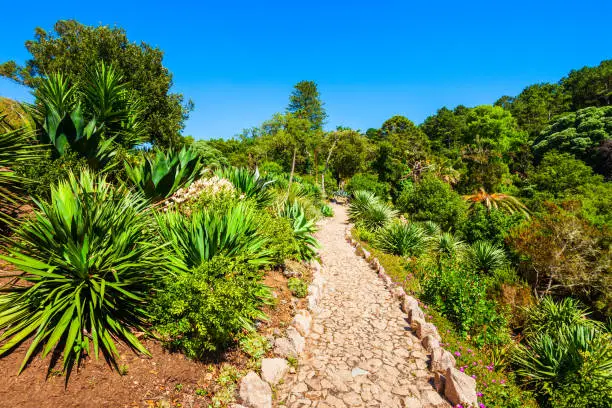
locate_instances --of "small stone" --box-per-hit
[293,310,313,336]
[260,358,289,385]
[421,335,440,353]
[351,367,369,377]
[412,319,441,340]
[392,286,406,299]
[430,347,456,373]
[239,372,272,408]
[293,382,308,393]
[342,391,363,406]
[445,367,478,407]
[287,327,306,354]
[421,389,447,407]
[434,372,445,393]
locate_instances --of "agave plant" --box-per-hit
[374,222,429,257]
[277,199,320,261]
[126,146,203,202]
[155,203,272,268]
[468,240,507,274]
[421,220,441,237]
[348,190,398,231]
[0,124,40,224]
[215,167,275,208]
[0,170,163,375]
[464,188,530,218]
[27,63,145,169]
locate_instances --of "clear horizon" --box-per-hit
[1,0,610,139]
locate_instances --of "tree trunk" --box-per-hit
[322,139,337,196]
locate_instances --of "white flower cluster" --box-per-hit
[162,176,236,210]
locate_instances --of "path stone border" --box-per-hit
[343,225,479,408]
[237,257,326,408]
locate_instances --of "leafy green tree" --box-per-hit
[463,105,527,154]
[0,19,191,147]
[495,83,570,136]
[190,140,228,167]
[396,175,468,231]
[420,105,468,154]
[330,129,368,180]
[561,59,612,110]
[531,151,604,197]
[532,106,612,177]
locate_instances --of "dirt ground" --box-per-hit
[0,266,299,408]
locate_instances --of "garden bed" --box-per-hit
[0,267,299,408]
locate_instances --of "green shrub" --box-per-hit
[460,204,524,247]
[346,173,390,200]
[239,333,271,360]
[257,211,300,265]
[348,190,397,231]
[522,297,603,339]
[0,170,163,374]
[320,204,334,217]
[373,221,429,257]
[396,175,467,231]
[151,256,271,358]
[429,232,467,262]
[288,278,308,298]
[420,259,510,346]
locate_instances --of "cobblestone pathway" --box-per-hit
[276,204,450,408]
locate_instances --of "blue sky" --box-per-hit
[1,0,611,139]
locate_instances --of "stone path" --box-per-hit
[276,204,450,408]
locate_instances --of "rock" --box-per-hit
[292,310,312,336]
[370,258,380,270]
[260,358,289,385]
[309,259,322,272]
[306,295,318,311]
[412,318,441,341]
[404,396,423,408]
[392,286,406,299]
[308,284,320,299]
[351,367,369,377]
[402,297,425,323]
[421,335,440,352]
[421,389,447,407]
[378,265,386,275]
[362,249,371,260]
[273,337,295,358]
[430,347,456,373]
[433,372,445,393]
[445,367,478,407]
[286,326,305,354]
[239,372,272,408]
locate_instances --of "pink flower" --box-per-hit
[491,379,496,383]
[477,392,483,397]
[454,351,461,357]
[500,379,506,384]
[459,367,465,372]
[471,375,477,379]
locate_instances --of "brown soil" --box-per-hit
[0,268,298,408]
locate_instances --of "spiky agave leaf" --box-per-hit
[523,296,604,338]
[432,232,467,260]
[126,146,203,202]
[215,167,275,208]
[0,170,166,376]
[277,199,320,261]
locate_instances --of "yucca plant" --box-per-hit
[348,190,397,231]
[513,325,612,405]
[0,123,40,224]
[0,170,163,375]
[215,167,275,208]
[431,232,467,261]
[126,146,203,202]
[155,203,272,269]
[277,199,320,261]
[523,297,603,338]
[468,240,507,274]
[421,220,441,237]
[374,221,429,257]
